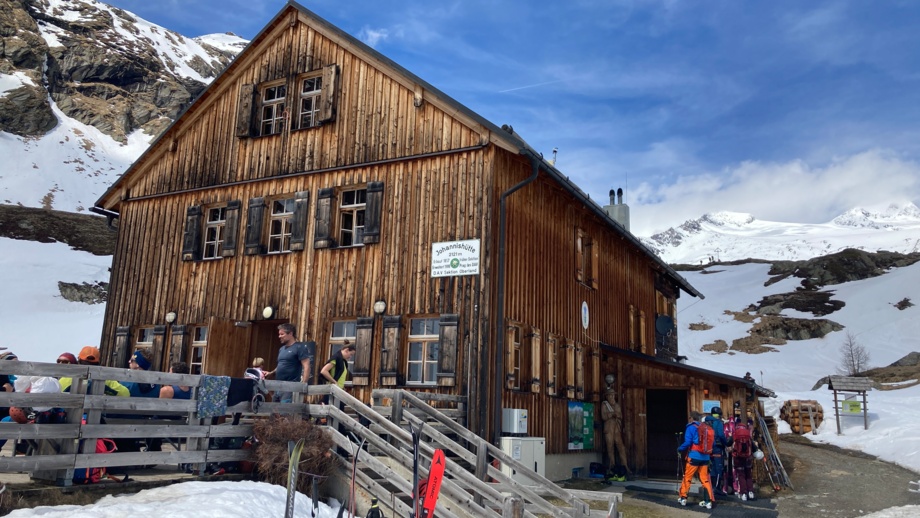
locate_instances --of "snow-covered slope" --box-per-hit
[642,202,920,264]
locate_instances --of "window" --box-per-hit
[189,326,208,375]
[407,317,440,384]
[546,334,560,396]
[575,227,599,289]
[268,198,296,253]
[136,327,154,349]
[259,83,286,136]
[203,206,227,260]
[296,75,323,129]
[182,201,241,261]
[330,320,357,384]
[339,188,366,247]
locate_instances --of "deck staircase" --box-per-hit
[322,386,619,518]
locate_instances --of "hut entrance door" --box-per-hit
[646,388,687,479]
[206,316,252,377]
[248,320,288,375]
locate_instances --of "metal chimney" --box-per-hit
[603,186,631,232]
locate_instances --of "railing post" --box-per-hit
[502,496,522,518]
[474,438,490,507]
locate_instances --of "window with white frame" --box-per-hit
[136,327,154,348]
[268,198,295,253]
[339,188,366,247]
[189,326,208,375]
[407,317,439,384]
[296,75,323,129]
[330,320,357,384]
[202,205,227,260]
[259,83,286,136]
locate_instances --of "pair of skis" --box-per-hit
[409,422,446,518]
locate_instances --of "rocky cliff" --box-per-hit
[0,0,244,142]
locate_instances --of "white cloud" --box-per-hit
[358,27,389,48]
[628,149,920,235]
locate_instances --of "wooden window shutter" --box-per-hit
[362,181,384,244]
[628,304,637,350]
[318,64,339,124]
[236,83,256,137]
[575,342,585,400]
[181,205,203,261]
[169,324,189,368]
[112,326,131,369]
[352,317,373,386]
[221,199,242,257]
[590,345,601,400]
[152,325,167,373]
[289,190,311,251]
[313,188,335,249]
[545,335,557,396]
[437,314,458,386]
[244,197,266,255]
[574,227,584,283]
[529,328,542,394]
[566,338,576,399]
[589,237,599,289]
[639,310,647,353]
[380,315,402,385]
[504,325,517,390]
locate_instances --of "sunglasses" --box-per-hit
[57,359,71,364]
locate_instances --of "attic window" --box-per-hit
[259,83,286,136]
[575,227,599,289]
[294,75,323,130]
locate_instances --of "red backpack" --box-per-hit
[691,422,715,455]
[73,438,117,484]
[732,423,753,459]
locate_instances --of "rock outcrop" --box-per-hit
[0,0,242,141]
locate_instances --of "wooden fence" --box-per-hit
[0,361,329,485]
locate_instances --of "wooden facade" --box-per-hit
[93,1,757,476]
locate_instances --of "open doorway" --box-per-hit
[248,320,286,374]
[646,389,688,478]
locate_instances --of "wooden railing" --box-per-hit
[0,361,330,485]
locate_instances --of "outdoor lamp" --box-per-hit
[373,300,387,315]
[262,306,275,319]
[165,311,177,324]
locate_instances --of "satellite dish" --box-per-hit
[655,315,674,335]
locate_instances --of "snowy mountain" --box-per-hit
[642,202,920,264]
[0,0,246,212]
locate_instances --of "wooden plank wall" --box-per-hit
[100,146,492,405]
[491,152,666,454]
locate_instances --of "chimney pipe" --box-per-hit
[617,187,623,205]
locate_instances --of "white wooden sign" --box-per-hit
[431,239,481,278]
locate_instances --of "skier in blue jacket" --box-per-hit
[677,411,716,509]
[704,406,730,495]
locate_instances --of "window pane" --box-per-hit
[409,343,422,361]
[425,362,437,383]
[408,363,421,382]
[342,190,355,206]
[194,327,208,342]
[410,319,426,336]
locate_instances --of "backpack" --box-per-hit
[73,438,117,484]
[732,423,753,459]
[691,422,715,455]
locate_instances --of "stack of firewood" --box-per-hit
[779,399,824,434]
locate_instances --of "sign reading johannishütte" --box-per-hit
[431,239,480,277]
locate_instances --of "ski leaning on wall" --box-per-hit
[420,449,446,518]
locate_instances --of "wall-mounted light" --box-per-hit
[262,306,275,319]
[165,311,177,324]
[604,373,616,389]
[373,300,387,315]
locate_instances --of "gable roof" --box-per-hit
[91,0,701,299]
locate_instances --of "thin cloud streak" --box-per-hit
[498,79,567,94]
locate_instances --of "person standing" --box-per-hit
[731,417,758,501]
[266,323,314,403]
[677,411,716,510]
[704,406,730,495]
[319,343,356,390]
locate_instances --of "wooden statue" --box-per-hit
[601,388,630,473]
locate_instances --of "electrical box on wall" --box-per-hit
[502,408,528,435]
[500,437,546,482]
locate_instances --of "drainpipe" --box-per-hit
[489,151,541,445]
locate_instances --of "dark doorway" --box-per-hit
[249,320,286,374]
[646,389,687,478]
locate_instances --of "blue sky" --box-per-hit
[104,0,920,235]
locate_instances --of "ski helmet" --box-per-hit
[711,406,722,417]
[754,450,764,460]
[9,406,29,424]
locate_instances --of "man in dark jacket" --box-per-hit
[705,406,730,495]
